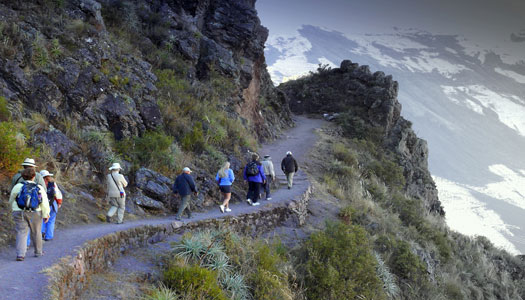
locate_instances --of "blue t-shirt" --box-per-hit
[216,169,235,186]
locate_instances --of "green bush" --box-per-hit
[337,113,384,143]
[0,122,34,178]
[116,130,175,173]
[163,263,227,300]
[444,282,464,300]
[332,142,358,167]
[0,96,9,121]
[300,222,386,300]
[390,241,427,284]
[368,159,406,189]
[249,243,293,300]
[181,122,205,153]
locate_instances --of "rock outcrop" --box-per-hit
[280,60,444,215]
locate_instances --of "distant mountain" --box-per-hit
[266,25,525,254]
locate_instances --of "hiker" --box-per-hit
[39,170,62,241]
[11,158,45,189]
[9,168,50,261]
[243,153,266,206]
[261,155,275,200]
[27,170,63,245]
[173,167,198,221]
[281,151,298,189]
[106,163,128,224]
[216,161,235,213]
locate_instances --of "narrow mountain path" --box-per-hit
[0,116,324,299]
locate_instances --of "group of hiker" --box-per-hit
[7,151,298,261]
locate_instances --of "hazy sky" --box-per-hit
[256,0,525,45]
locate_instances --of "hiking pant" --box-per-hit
[42,209,57,239]
[176,194,192,219]
[13,211,43,257]
[27,208,58,246]
[247,181,262,203]
[263,176,272,199]
[286,172,295,188]
[107,197,125,223]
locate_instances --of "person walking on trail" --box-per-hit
[261,155,275,200]
[243,153,266,206]
[173,167,198,221]
[281,151,298,189]
[9,168,50,261]
[106,163,128,224]
[39,170,62,241]
[11,158,45,189]
[216,162,235,213]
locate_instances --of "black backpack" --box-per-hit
[246,161,260,176]
[16,182,41,210]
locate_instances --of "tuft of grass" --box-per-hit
[27,112,49,135]
[0,96,10,121]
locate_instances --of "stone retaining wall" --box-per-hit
[46,186,311,300]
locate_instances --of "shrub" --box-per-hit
[163,263,227,300]
[444,282,464,300]
[143,283,180,300]
[0,96,9,121]
[367,159,406,189]
[332,142,358,167]
[300,221,386,300]
[390,240,427,284]
[181,122,205,153]
[0,122,35,178]
[249,243,293,300]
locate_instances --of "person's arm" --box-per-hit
[270,163,275,178]
[294,158,298,172]
[259,165,266,182]
[243,165,248,181]
[37,174,46,189]
[8,184,21,208]
[188,175,197,193]
[281,159,285,172]
[172,178,179,194]
[229,169,235,184]
[55,183,63,206]
[39,185,50,220]
[120,174,128,188]
[11,173,21,190]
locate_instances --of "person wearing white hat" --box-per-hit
[172,167,198,220]
[261,155,275,200]
[281,151,298,189]
[11,158,45,190]
[38,170,63,241]
[106,163,128,224]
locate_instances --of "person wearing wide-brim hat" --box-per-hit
[39,170,63,241]
[11,158,45,189]
[105,163,128,224]
[172,167,198,221]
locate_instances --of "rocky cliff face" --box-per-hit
[0,0,291,219]
[279,60,444,215]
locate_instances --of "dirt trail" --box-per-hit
[0,116,324,299]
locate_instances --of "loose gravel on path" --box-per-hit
[0,116,324,300]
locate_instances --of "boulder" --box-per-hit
[133,192,165,210]
[35,129,82,163]
[135,168,172,203]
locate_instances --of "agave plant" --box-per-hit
[142,283,180,300]
[374,252,400,299]
[222,273,252,300]
[173,235,205,262]
[204,252,232,278]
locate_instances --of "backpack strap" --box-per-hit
[110,173,122,193]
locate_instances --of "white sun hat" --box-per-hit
[183,167,192,173]
[109,163,122,171]
[40,170,54,177]
[286,151,292,155]
[21,158,37,167]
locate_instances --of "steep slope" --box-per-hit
[0,0,291,247]
[265,25,525,254]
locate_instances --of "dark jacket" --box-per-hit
[243,161,266,183]
[11,170,45,190]
[281,155,298,174]
[172,173,197,196]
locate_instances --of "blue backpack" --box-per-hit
[16,182,41,210]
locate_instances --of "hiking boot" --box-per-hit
[220,204,225,213]
[246,199,252,206]
[287,186,291,189]
[42,232,46,240]
[266,197,272,201]
[253,202,260,206]
[106,215,111,223]
[16,256,24,261]
[225,208,232,212]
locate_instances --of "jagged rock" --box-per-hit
[133,192,165,210]
[0,60,31,95]
[100,94,145,140]
[340,59,359,72]
[30,75,64,118]
[135,168,172,203]
[138,99,162,130]
[35,130,82,163]
[79,0,106,31]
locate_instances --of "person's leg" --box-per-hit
[27,233,31,247]
[252,182,261,203]
[116,197,126,223]
[224,193,231,208]
[176,195,190,219]
[45,210,57,240]
[265,177,272,199]
[29,211,44,256]
[287,172,295,188]
[14,211,29,258]
[107,197,118,218]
